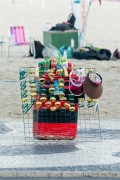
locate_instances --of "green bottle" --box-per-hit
[58,52,62,65]
[44,58,50,70]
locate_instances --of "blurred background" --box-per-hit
[0,0,120,51]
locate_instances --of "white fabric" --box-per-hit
[71,0,91,47]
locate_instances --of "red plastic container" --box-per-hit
[33,109,78,140]
[33,122,77,140]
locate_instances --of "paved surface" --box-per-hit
[0,119,120,178]
[0,178,120,180]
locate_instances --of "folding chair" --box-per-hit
[8,26,34,57]
[0,36,5,56]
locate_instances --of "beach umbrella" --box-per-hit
[71,0,92,47]
[72,0,120,47]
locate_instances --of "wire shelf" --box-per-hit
[22,107,101,143]
[19,66,101,143]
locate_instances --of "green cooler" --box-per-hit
[43,30,78,49]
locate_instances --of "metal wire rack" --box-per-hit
[20,66,102,143]
[22,107,101,143]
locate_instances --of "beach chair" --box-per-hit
[0,35,6,56]
[8,26,34,57]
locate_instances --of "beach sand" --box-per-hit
[0,0,120,121]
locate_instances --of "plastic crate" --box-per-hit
[33,109,78,140]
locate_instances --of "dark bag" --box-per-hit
[29,40,44,59]
[73,48,111,60]
[50,13,76,31]
[50,22,75,31]
[67,13,76,27]
[112,48,120,60]
[96,49,111,60]
[73,48,96,59]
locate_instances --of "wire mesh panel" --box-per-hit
[22,107,101,142]
[78,100,101,142]
[19,65,102,143]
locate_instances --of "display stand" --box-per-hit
[19,60,102,143]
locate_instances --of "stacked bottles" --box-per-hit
[33,54,79,140]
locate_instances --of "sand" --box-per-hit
[0,0,120,121]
